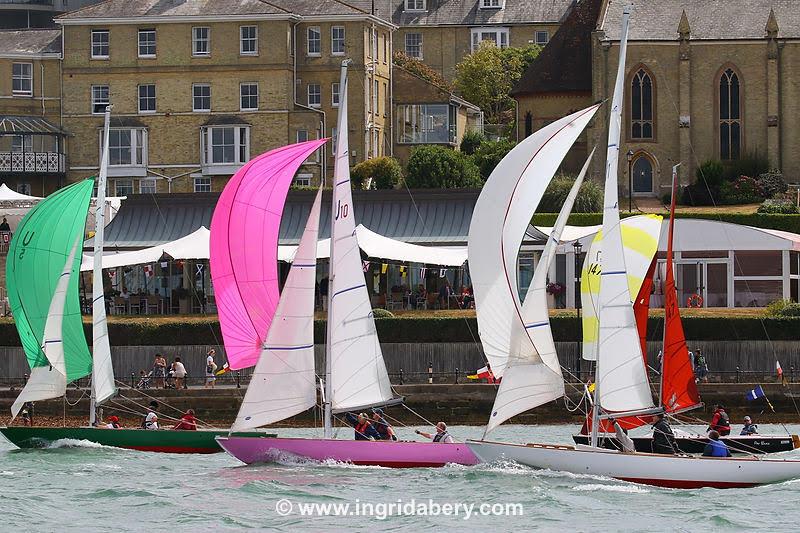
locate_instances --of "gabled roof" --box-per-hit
[601,0,800,41]
[57,0,371,21]
[0,29,61,57]
[358,0,574,27]
[512,0,600,96]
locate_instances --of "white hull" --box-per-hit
[467,440,800,489]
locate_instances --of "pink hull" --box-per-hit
[216,436,479,468]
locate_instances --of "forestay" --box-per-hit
[231,188,324,431]
[468,104,600,378]
[484,150,594,434]
[210,139,327,370]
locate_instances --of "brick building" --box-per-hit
[515,0,800,198]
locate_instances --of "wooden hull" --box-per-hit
[572,433,800,455]
[0,426,274,454]
[466,440,800,489]
[217,436,479,468]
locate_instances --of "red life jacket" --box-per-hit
[355,421,370,435]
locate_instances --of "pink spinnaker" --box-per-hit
[209,140,327,370]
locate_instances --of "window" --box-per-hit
[535,31,549,45]
[12,63,32,96]
[307,27,321,56]
[719,68,741,160]
[297,130,309,143]
[294,173,312,187]
[631,68,654,140]
[405,33,422,59]
[397,104,456,144]
[383,33,388,63]
[307,84,321,107]
[16,183,31,195]
[139,178,156,194]
[102,128,146,167]
[201,126,249,166]
[331,26,345,55]
[470,28,509,51]
[405,0,425,10]
[91,85,109,114]
[383,82,388,116]
[332,82,340,107]
[114,179,134,196]
[138,84,156,113]
[240,25,257,55]
[194,176,211,192]
[631,154,654,193]
[240,83,258,111]
[138,29,156,57]
[193,84,211,112]
[91,29,109,58]
[480,0,503,7]
[192,27,210,56]
[374,80,379,116]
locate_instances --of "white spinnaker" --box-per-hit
[92,107,116,409]
[231,187,323,431]
[595,6,654,413]
[468,104,600,378]
[11,237,80,418]
[580,214,663,361]
[484,150,595,434]
[327,65,393,414]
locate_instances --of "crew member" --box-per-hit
[651,413,678,454]
[708,404,731,436]
[350,413,381,441]
[371,408,396,441]
[703,430,732,457]
[173,409,198,431]
[416,422,455,443]
[740,416,758,436]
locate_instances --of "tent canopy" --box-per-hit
[0,183,42,202]
[81,226,210,271]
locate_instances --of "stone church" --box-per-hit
[514,0,800,199]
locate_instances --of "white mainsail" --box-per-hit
[484,150,595,434]
[11,237,80,419]
[595,5,655,414]
[325,62,393,424]
[231,187,323,432]
[90,106,116,421]
[468,104,600,378]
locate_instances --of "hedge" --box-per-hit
[0,316,795,346]
[531,212,800,234]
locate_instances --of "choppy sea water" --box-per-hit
[2,423,800,532]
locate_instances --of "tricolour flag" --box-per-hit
[143,264,154,278]
[215,362,232,376]
[745,384,765,402]
[777,360,788,385]
[467,365,496,383]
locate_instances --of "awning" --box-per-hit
[81,226,209,271]
[0,183,42,201]
[0,115,66,135]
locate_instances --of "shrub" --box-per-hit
[767,299,792,316]
[405,145,483,188]
[538,174,602,213]
[372,308,394,319]
[681,160,725,206]
[756,171,788,198]
[725,151,770,181]
[460,130,485,155]
[470,139,515,179]
[718,176,763,205]
[696,159,726,189]
[775,303,800,317]
[351,156,403,190]
[758,198,798,214]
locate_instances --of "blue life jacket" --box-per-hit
[708,439,730,457]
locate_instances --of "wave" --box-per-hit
[572,483,649,494]
[45,439,108,449]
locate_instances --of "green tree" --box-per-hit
[351,156,403,189]
[470,139,515,179]
[454,42,541,126]
[393,51,451,92]
[405,145,482,188]
[459,129,485,155]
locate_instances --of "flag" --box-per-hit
[400,266,407,277]
[467,365,496,383]
[381,263,388,274]
[439,268,447,278]
[143,264,154,278]
[777,360,788,385]
[215,362,232,376]
[362,261,370,272]
[420,267,427,278]
[745,385,765,402]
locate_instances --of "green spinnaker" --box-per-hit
[7,179,94,382]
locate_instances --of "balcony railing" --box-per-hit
[0,1,54,5]
[0,152,64,173]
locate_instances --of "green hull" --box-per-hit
[0,426,275,454]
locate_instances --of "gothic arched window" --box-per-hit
[630,68,653,139]
[719,68,741,160]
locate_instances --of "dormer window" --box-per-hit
[480,0,503,8]
[405,0,425,11]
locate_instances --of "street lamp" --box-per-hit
[627,149,634,212]
[573,239,583,380]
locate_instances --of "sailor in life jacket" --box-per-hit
[370,408,396,441]
[708,404,731,436]
[416,422,455,443]
[349,412,382,441]
[702,430,732,457]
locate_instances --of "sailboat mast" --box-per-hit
[324,61,350,438]
[89,105,112,426]
[591,4,631,448]
[660,164,680,400]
